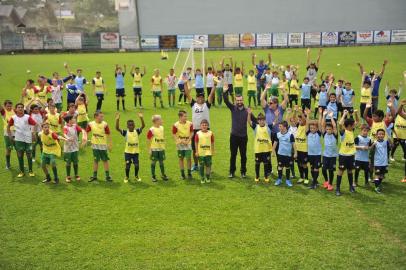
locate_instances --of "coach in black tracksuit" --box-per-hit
[223,89,249,179]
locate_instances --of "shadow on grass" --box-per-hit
[128,181,150,190]
[88,180,121,189]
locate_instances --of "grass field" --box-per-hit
[0,45,406,269]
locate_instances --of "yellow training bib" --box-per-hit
[254,125,272,154]
[197,130,213,156]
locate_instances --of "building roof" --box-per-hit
[0,5,14,17]
[15,7,27,18]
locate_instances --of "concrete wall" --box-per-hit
[136,0,406,35]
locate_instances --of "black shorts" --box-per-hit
[318,106,327,110]
[337,102,343,112]
[196,88,205,95]
[289,94,298,103]
[178,84,185,91]
[125,153,139,165]
[374,166,387,176]
[297,151,308,164]
[278,154,292,167]
[133,87,142,95]
[96,93,104,101]
[338,155,355,170]
[116,88,125,97]
[227,84,234,94]
[355,160,369,171]
[308,155,321,169]
[311,87,318,99]
[255,152,271,164]
[342,107,354,114]
[301,99,311,110]
[322,156,337,170]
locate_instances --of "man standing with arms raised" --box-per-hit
[223,87,249,178]
[185,83,215,171]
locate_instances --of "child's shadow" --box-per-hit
[128,181,150,190]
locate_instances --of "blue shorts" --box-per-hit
[125,153,139,165]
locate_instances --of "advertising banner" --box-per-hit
[338,31,356,45]
[304,32,321,46]
[100,32,119,49]
[356,31,373,44]
[224,34,239,48]
[240,33,256,48]
[177,35,194,48]
[23,33,43,49]
[288,32,304,46]
[208,34,224,48]
[272,32,288,47]
[256,33,272,47]
[121,35,140,49]
[321,32,338,45]
[373,30,391,43]
[194,35,209,48]
[44,33,63,49]
[140,36,159,49]
[63,33,82,49]
[159,35,177,49]
[1,34,22,50]
[391,30,406,43]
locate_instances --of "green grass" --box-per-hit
[0,45,406,269]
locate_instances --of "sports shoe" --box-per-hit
[42,178,51,183]
[206,178,211,183]
[200,178,205,184]
[75,175,81,181]
[228,173,235,178]
[303,179,309,185]
[286,179,293,187]
[352,181,357,187]
[335,189,341,196]
[349,186,355,193]
[17,172,24,178]
[309,184,316,189]
[389,157,395,162]
[323,181,329,188]
[178,102,182,105]
[32,158,35,163]
[181,174,186,180]
[124,177,129,183]
[274,179,282,186]
[162,175,169,181]
[241,173,246,179]
[53,178,59,184]
[255,178,260,183]
[28,172,35,177]
[88,176,97,182]
[374,187,382,194]
[65,176,72,183]
[297,178,304,184]
[152,176,157,182]
[106,176,113,182]
[5,165,10,170]
[327,184,334,191]
[135,176,141,182]
[264,178,270,183]
[400,178,406,183]
[191,165,198,172]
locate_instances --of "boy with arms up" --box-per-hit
[131,65,146,109]
[86,111,113,182]
[147,115,168,182]
[172,110,194,180]
[195,119,215,184]
[151,69,164,108]
[371,129,391,193]
[321,111,338,191]
[115,64,127,111]
[305,108,323,189]
[116,112,145,183]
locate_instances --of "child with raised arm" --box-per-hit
[0,100,15,169]
[246,70,257,107]
[371,129,391,193]
[213,70,224,106]
[354,124,372,186]
[147,115,168,182]
[172,110,193,180]
[166,68,177,107]
[177,72,189,105]
[86,111,113,182]
[151,69,164,108]
[92,71,106,112]
[116,112,145,183]
[321,111,338,191]
[336,110,357,196]
[305,108,323,189]
[233,62,244,96]
[273,120,297,187]
[195,119,215,184]
[360,72,373,119]
[131,65,146,108]
[63,115,87,183]
[114,64,127,111]
[29,104,44,163]
[75,93,89,130]
[44,103,62,134]
[40,122,68,184]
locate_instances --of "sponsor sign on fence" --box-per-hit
[288,32,304,46]
[391,30,406,43]
[356,31,373,44]
[373,30,391,43]
[224,34,239,48]
[121,35,140,49]
[63,33,82,49]
[273,32,288,47]
[140,36,159,49]
[321,32,338,45]
[240,33,256,48]
[100,32,119,49]
[338,31,356,45]
[208,34,224,48]
[23,33,43,49]
[304,32,321,46]
[256,33,272,47]
[44,33,63,49]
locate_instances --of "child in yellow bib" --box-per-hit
[195,119,214,184]
[40,122,68,184]
[147,115,168,182]
[75,94,89,129]
[151,69,164,108]
[0,100,15,168]
[360,73,373,118]
[115,112,145,183]
[172,110,193,179]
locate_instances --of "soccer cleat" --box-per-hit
[323,181,329,188]
[32,158,35,163]
[123,177,129,183]
[274,179,282,186]
[286,179,293,187]
[241,173,246,179]
[42,178,51,183]
[374,187,382,194]
[88,176,98,182]
[75,175,81,181]
[106,176,113,182]
[297,178,304,184]
[53,179,59,184]
[335,190,342,196]
[162,175,169,181]
[17,172,24,178]
[254,178,260,183]
[264,178,269,183]
[389,157,395,162]
[206,178,211,183]
[352,181,357,187]
[309,184,316,189]
[65,177,72,183]
[228,173,235,178]
[303,179,309,185]
[28,172,35,177]
[152,176,157,182]
[181,174,186,180]
[178,102,182,105]
[327,184,334,191]
[200,178,205,184]
[5,165,10,170]
[135,176,141,182]
[349,186,355,193]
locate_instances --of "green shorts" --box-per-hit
[4,135,14,150]
[77,121,88,129]
[15,141,32,153]
[178,149,192,159]
[153,91,162,98]
[41,152,56,165]
[267,88,279,97]
[64,151,79,164]
[168,89,176,95]
[198,156,212,166]
[216,88,223,96]
[151,150,165,161]
[247,90,256,97]
[55,103,63,112]
[234,87,243,95]
[92,149,109,162]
